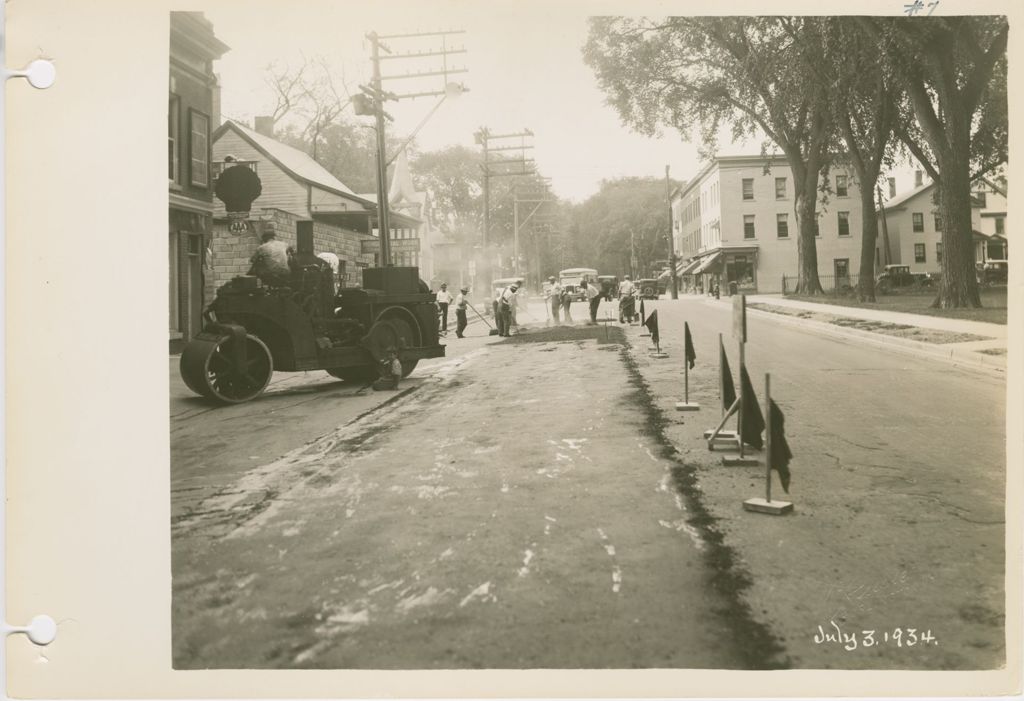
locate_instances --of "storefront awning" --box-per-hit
[693,251,723,275]
[679,258,703,276]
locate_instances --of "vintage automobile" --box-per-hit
[180,226,444,404]
[637,278,660,300]
[558,267,597,302]
[977,261,1008,285]
[875,264,934,294]
[597,275,619,300]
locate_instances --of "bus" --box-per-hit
[558,267,598,302]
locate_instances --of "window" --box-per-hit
[836,175,848,197]
[888,177,896,198]
[775,177,786,199]
[934,214,942,232]
[834,258,850,279]
[996,217,1005,234]
[838,211,850,236]
[742,178,754,200]
[189,110,210,188]
[912,212,924,232]
[972,191,988,208]
[936,242,942,263]
[168,95,180,184]
[743,215,755,239]
[776,213,789,238]
[914,243,926,263]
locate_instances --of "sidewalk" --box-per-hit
[702,294,1007,374]
[746,294,1007,338]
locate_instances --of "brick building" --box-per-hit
[210,120,422,295]
[168,12,229,352]
[673,155,863,294]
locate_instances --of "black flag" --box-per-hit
[739,365,765,450]
[639,298,646,323]
[643,309,659,346]
[720,344,737,409]
[769,399,793,493]
[684,322,696,369]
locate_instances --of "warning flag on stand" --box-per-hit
[769,399,793,493]
[720,344,737,409]
[739,365,765,450]
[684,322,696,369]
[643,309,659,345]
[639,298,647,322]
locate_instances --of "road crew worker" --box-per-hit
[585,278,602,324]
[248,230,294,286]
[455,286,469,338]
[498,282,518,337]
[618,276,637,323]
[436,283,454,334]
[545,276,562,324]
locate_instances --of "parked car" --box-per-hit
[875,264,934,294]
[597,275,619,300]
[977,261,1007,285]
[637,278,660,300]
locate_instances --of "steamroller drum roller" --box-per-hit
[180,333,274,403]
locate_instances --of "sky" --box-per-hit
[203,2,760,203]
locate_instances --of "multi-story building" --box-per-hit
[876,175,1008,274]
[673,155,864,293]
[168,11,229,352]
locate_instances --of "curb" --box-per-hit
[703,298,1006,376]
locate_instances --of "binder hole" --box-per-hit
[27,615,57,645]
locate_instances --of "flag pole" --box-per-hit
[684,352,689,404]
[737,340,746,459]
[718,333,725,417]
[765,372,772,504]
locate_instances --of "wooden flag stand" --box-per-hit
[704,334,738,444]
[675,324,700,411]
[744,373,793,514]
[649,337,669,359]
[707,299,758,465]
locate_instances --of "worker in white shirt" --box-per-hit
[436,283,454,333]
[498,282,518,337]
[454,286,469,338]
[618,276,637,323]
[545,276,562,324]
[509,279,524,329]
[585,278,602,324]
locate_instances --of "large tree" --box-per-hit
[857,16,1008,308]
[584,17,834,293]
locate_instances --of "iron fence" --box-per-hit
[781,274,863,296]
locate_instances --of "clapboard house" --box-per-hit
[209,120,422,295]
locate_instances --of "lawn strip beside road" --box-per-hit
[630,297,1006,669]
[781,288,1008,325]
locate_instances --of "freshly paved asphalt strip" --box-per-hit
[172,322,769,669]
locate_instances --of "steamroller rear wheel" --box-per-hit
[385,318,419,377]
[180,333,273,403]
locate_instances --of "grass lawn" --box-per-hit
[784,287,1008,325]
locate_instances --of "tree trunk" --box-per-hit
[934,156,982,308]
[857,183,879,302]
[794,172,824,294]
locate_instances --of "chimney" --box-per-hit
[296,220,315,255]
[254,115,275,137]
[914,170,924,187]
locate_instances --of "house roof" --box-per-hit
[213,121,374,207]
[881,181,934,211]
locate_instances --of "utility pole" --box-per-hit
[513,181,551,278]
[361,30,468,267]
[474,127,535,290]
[666,165,679,299]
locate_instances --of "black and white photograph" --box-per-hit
[5,0,1020,696]
[164,4,1013,673]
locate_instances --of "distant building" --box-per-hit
[209,120,422,294]
[672,155,863,294]
[876,175,1008,273]
[168,11,229,352]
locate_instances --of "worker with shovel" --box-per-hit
[454,286,470,338]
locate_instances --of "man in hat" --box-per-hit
[498,281,519,337]
[454,286,470,338]
[585,277,602,324]
[248,230,293,286]
[545,276,562,323]
[436,283,454,334]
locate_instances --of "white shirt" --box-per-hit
[436,289,454,304]
[619,279,635,295]
[455,292,468,310]
[586,283,601,300]
[500,287,517,306]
